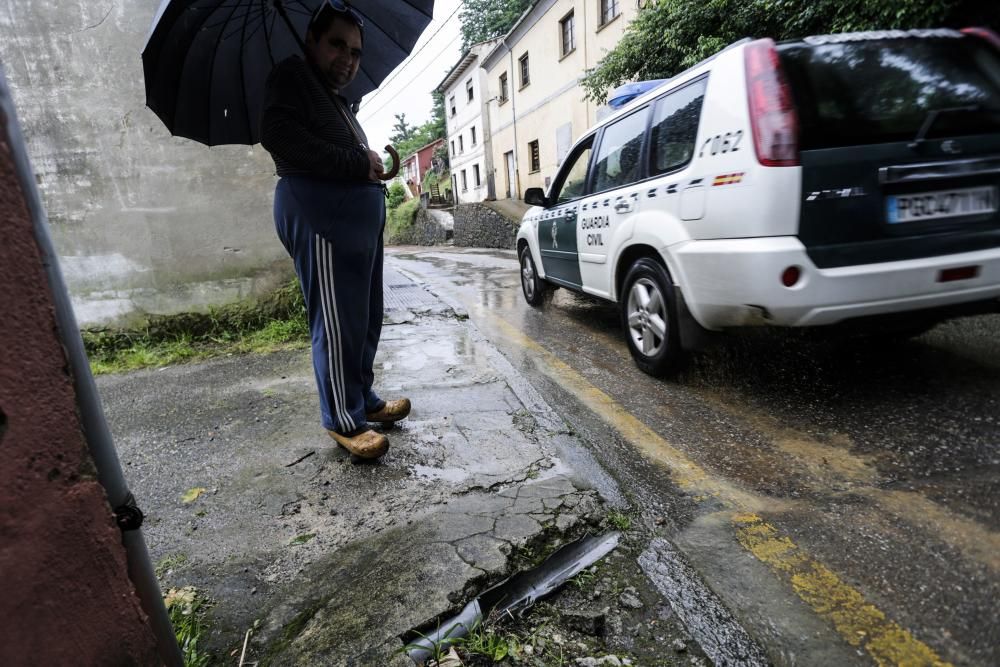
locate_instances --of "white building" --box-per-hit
[437,38,501,204]
[483,0,640,200]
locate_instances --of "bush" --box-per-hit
[386,197,420,240]
[385,181,407,210]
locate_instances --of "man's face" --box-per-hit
[306,16,362,90]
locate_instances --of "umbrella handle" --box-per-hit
[380,145,400,181]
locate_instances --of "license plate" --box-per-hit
[886,186,997,224]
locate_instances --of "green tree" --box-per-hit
[389,113,416,145]
[391,93,450,161]
[459,0,533,50]
[428,90,447,141]
[581,0,995,104]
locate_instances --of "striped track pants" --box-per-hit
[274,176,385,433]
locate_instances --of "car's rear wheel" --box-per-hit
[519,245,548,307]
[621,258,683,376]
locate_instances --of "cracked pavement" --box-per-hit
[98,267,620,665]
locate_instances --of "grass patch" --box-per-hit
[457,621,514,662]
[605,510,632,532]
[386,197,420,241]
[569,566,598,590]
[164,586,213,667]
[82,280,309,375]
[155,553,189,579]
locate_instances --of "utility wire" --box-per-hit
[359,1,463,114]
[359,31,462,123]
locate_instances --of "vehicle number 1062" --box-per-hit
[699,130,743,157]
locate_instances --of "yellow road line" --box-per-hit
[867,489,1000,573]
[480,310,953,667]
[734,514,952,667]
[697,390,1000,574]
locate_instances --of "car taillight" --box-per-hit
[744,38,800,167]
[961,27,1000,50]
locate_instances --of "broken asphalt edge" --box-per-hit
[389,259,770,667]
[405,531,621,663]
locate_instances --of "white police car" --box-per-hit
[517,28,1000,376]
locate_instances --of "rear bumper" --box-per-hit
[671,237,1000,328]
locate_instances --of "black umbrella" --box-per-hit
[142,0,433,149]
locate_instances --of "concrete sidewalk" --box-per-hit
[98,261,632,665]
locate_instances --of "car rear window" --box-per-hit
[779,36,1000,150]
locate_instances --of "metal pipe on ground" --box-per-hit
[404,532,620,664]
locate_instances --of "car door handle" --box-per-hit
[614,200,633,214]
[564,211,577,222]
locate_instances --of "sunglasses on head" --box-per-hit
[315,0,364,29]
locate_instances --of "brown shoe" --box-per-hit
[365,398,411,424]
[327,428,388,459]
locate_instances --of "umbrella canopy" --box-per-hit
[142,0,434,146]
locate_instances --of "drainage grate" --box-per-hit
[383,266,439,311]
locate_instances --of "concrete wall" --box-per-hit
[452,203,517,249]
[0,0,291,328]
[0,75,161,665]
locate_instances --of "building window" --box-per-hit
[461,169,468,192]
[473,164,481,186]
[470,126,477,146]
[528,139,540,173]
[466,78,474,102]
[560,11,575,57]
[519,52,530,89]
[599,0,620,26]
[449,95,456,116]
[499,72,509,103]
[450,140,455,156]
[458,135,464,154]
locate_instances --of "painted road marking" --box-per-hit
[697,391,1000,574]
[478,310,954,667]
[734,514,951,667]
[551,311,1000,577]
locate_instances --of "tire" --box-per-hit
[519,245,548,307]
[620,257,684,377]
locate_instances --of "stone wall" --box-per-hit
[453,203,518,249]
[385,206,450,246]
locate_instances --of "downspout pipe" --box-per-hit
[0,68,184,667]
[502,35,520,200]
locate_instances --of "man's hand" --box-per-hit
[367,149,384,181]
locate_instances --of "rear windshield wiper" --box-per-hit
[908,105,1000,150]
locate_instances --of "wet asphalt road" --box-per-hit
[388,246,1000,667]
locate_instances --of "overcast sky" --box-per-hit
[356,0,464,151]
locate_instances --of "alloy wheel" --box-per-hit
[626,277,668,356]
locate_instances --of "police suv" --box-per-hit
[517,28,1000,376]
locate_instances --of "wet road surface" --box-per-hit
[388,246,1000,667]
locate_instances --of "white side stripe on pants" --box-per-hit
[315,235,355,432]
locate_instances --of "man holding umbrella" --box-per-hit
[260,1,409,460]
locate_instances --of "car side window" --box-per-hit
[650,78,707,175]
[591,107,649,194]
[553,137,594,205]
